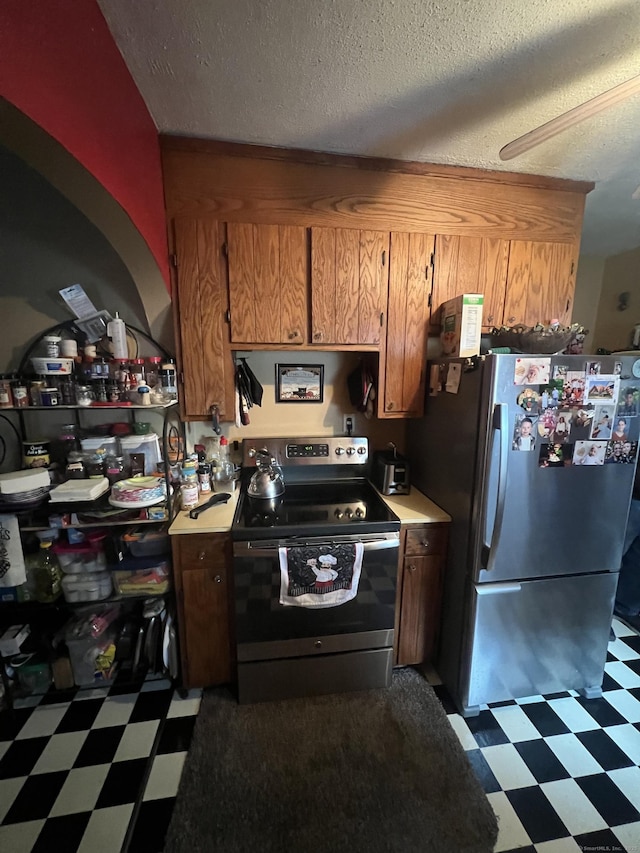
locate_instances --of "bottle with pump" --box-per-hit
[34,538,62,603]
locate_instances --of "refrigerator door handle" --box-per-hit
[476,582,522,595]
[482,403,509,571]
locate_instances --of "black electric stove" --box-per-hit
[230,437,401,703]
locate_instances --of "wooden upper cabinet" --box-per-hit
[173,218,234,420]
[431,235,510,330]
[503,240,577,328]
[380,232,434,418]
[227,222,308,344]
[310,227,389,345]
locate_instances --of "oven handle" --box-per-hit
[233,533,399,557]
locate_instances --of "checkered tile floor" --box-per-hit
[428,616,640,853]
[0,675,201,853]
[1,617,639,852]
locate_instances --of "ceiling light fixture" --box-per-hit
[499,74,640,161]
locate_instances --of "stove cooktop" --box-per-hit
[232,479,400,540]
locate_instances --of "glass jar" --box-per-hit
[146,356,162,388]
[59,378,77,405]
[30,380,46,406]
[0,374,14,408]
[43,335,61,358]
[58,423,79,463]
[87,447,107,478]
[105,454,126,485]
[11,380,28,407]
[76,385,95,407]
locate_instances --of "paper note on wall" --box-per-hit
[445,363,462,394]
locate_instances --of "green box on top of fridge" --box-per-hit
[440,293,484,358]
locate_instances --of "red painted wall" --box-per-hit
[0,0,169,287]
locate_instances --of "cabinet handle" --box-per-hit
[380,312,384,327]
[487,315,494,324]
[313,331,322,341]
[566,299,570,312]
[407,564,417,573]
[213,574,222,584]
[198,551,206,561]
[421,540,430,549]
[288,330,298,339]
[508,316,516,323]
[386,401,394,411]
[381,250,386,266]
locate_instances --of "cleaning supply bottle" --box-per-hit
[33,539,62,603]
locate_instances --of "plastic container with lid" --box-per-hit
[122,527,170,557]
[61,571,112,603]
[53,539,107,574]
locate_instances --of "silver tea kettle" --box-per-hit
[247,449,285,499]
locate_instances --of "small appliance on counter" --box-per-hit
[372,445,410,495]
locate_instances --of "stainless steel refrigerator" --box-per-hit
[407,352,640,716]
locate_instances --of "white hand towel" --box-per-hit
[0,514,26,587]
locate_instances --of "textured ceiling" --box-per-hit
[99,0,640,257]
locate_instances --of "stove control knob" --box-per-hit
[345,508,353,519]
[314,640,322,649]
[355,507,364,518]
[357,446,367,455]
[335,447,345,456]
[247,448,256,458]
[334,508,344,519]
[346,446,355,456]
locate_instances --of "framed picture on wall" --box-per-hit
[275,364,324,403]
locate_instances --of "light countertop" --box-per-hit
[169,488,240,535]
[169,483,449,535]
[377,488,451,525]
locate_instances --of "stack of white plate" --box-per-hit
[0,469,51,508]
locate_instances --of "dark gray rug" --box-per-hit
[164,668,498,853]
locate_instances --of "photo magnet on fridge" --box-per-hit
[512,414,537,451]
[538,442,565,468]
[513,357,550,385]
[617,386,639,418]
[572,440,607,466]
[585,375,619,405]
[605,440,638,464]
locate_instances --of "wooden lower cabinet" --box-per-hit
[171,533,234,689]
[395,522,449,666]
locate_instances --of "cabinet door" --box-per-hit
[397,554,443,666]
[227,222,307,344]
[503,240,577,327]
[173,218,235,420]
[431,235,510,330]
[172,534,232,689]
[380,232,434,418]
[310,227,388,345]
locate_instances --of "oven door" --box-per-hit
[233,532,399,702]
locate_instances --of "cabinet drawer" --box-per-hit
[174,534,230,571]
[404,526,447,556]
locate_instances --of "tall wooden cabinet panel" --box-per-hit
[503,240,577,328]
[395,523,449,667]
[380,232,434,418]
[310,227,389,345]
[431,235,510,330]
[172,533,233,689]
[173,218,235,420]
[227,222,308,344]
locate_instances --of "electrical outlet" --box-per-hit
[343,414,355,435]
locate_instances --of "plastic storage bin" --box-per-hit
[61,571,112,603]
[119,433,161,475]
[80,436,118,455]
[65,625,117,686]
[53,540,107,574]
[122,527,170,557]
